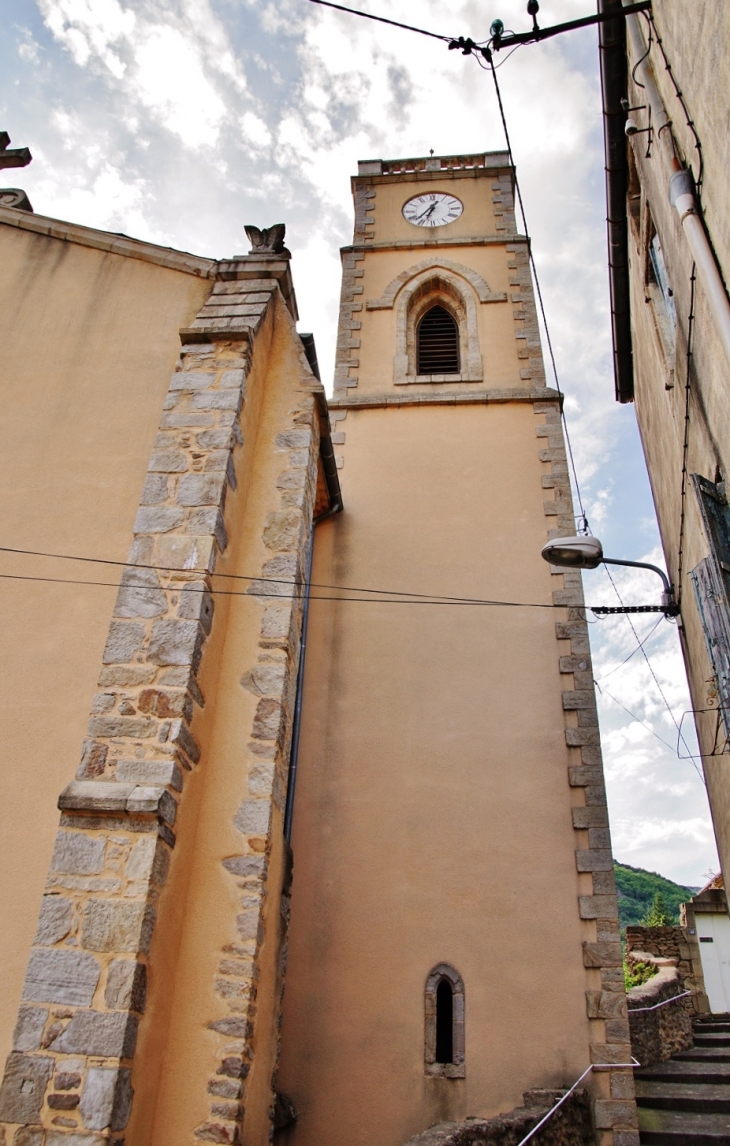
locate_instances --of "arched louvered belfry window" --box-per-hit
[416,304,460,375]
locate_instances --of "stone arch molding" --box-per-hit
[366,257,507,310]
[424,962,465,1078]
[385,263,496,384]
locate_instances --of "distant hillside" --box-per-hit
[614,862,698,931]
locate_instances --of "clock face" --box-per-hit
[402,192,463,228]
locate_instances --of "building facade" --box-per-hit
[0,153,635,1145]
[602,2,730,881]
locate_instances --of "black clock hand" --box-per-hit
[415,202,437,223]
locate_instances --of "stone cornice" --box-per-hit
[341,234,528,257]
[0,204,216,278]
[328,386,561,410]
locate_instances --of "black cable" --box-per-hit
[603,564,704,779]
[643,12,703,194]
[630,18,652,89]
[676,266,697,608]
[483,53,588,531]
[595,680,684,757]
[304,0,453,43]
[490,43,524,71]
[0,569,565,608]
[0,542,545,605]
[595,615,663,682]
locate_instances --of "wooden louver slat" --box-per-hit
[417,305,460,374]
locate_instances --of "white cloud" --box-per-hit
[241,111,271,149]
[133,26,227,146]
[38,0,134,73]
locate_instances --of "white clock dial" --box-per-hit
[402,192,463,228]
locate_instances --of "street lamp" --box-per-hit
[541,535,679,616]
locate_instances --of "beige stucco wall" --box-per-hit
[624,3,730,881]
[126,298,314,1146]
[278,401,594,1146]
[0,214,212,1067]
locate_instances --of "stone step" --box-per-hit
[638,1108,730,1143]
[675,1049,730,1063]
[696,1026,730,1035]
[696,1016,730,1025]
[695,1035,730,1048]
[636,1081,730,1113]
[637,1062,730,1086]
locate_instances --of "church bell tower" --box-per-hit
[275,154,635,1146]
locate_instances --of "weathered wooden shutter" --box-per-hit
[690,475,730,733]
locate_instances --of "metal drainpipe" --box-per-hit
[283,503,340,843]
[624,8,730,370]
[598,0,634,403]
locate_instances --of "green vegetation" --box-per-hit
[614,862,697,932]
[624,959,658,992]
[640,891,675,927]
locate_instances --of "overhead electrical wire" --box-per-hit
[304,0,453,43]
[603,565,704,779]
[594,680,688,759]
[476,50,588,531]
[0,569,556,608]
[594,615,664,682]
[0,543,670,613]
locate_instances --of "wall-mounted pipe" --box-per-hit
[283,529,314,844]
[624,8,730,372]
[283,500,341,844]
[282,368,343,843]
[668,170,730,369]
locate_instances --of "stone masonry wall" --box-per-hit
[401,1089,592,1146]
[0,253,331,1146]
[625,927,695,993]
[522,178,638,1137]
[626,964,693,1067]
[535,382,637,1145]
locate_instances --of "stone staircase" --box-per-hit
[635,1013,730,1144]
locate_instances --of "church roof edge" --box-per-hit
[0,203,217,279]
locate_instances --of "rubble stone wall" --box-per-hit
[401,1089,592,1146]
[626,965,694,1067]
[625,926,706,1011]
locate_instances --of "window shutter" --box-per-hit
[690,475,730,732]
[417,305,459,375]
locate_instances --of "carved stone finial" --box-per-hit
[0,189,33,212]
[244,223,290,258]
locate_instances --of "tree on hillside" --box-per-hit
[640,891,676,927]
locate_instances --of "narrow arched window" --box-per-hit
[425,964,465,1077]
[435,979,453,1063]
[417,305,460,375]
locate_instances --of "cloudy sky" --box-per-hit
[2,0,717,886]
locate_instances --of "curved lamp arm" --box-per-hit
[602,557,671,595]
